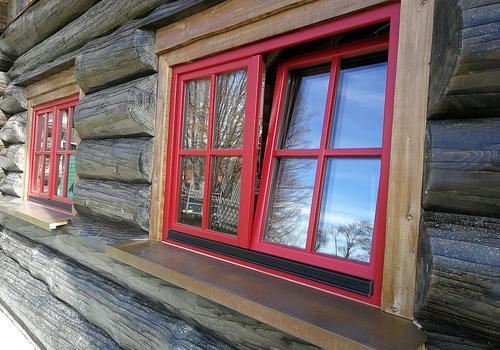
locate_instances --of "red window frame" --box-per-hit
[164,3,400,305]
[29,94,79,210]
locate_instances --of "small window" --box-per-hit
[165,19,396,303]
[29,94,79,211]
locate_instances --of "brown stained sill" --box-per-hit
[0,201,71,231]
[106,239,426,350]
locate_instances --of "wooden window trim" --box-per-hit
[147,0,434,322]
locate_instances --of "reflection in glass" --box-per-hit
[67,154,76,198]
[178,156,206,227]
[58,108,68,150]
[209,157,242,234]
[69,107,77,150]
[264,158,317,249]
[330,56,387,149]
[282,65,330,150]
[214,70,247,149]
[315,158,381,263]
[43,156,51,193]
[183,78,210,149]
[54,155,66,196]
[37,114,46,151]
[34,156,43,192]
[46,112,53,151]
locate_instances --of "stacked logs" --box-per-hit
[416,1,500,349]
[73,25,158,232]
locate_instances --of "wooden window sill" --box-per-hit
[0,200,71,231]
[106,239,426,350]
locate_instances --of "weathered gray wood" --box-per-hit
[0,172,22,197]
[0,52,14,72]
[416,211,500,349]
[76,28,157,94]
[0,0,99,58]
[0,110,7,127]
[0,72,10,92]
[0,112,26,143]
[73,179,151,231]
[0,168,5,182]
[8,0,172,78]
[76,138,153,183]
[0,212,319,350]
[0,83,26,114]
[0,248,121,350]
[423,118,500,218]
[74,75,156,139]
[0,144,24,172]
[429,0,500,118]
[0,229,233,350]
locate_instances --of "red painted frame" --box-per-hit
[29,94,79,209]
[164,2,400,305]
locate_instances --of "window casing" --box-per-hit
[164,9,398,305]
[29,94,79,211]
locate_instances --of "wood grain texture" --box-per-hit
[423,118,500,218]
[73,178,151,231]
[0,172,22,197]
[0,83,26,114]
[76,27,157,94]
[7,0,171,78]
[25,66,75,99]
[76,138,153,183]
[0,112,26,143]
[74,74,156,139]
[0,229,233,350]
[381,0,434,319]
[0,144,24,172]
[0,248,121,350]
[428,0,500,118]
[415,211,500,349]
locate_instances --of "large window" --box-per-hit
[165,15,397,304]
[29,94,79,211]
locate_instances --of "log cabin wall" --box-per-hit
[416,0,500,349]
[0,1,321,349]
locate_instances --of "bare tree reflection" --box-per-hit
[315,220,373,262]
[183,79,210,149]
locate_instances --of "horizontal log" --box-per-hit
[0,144,24,172]
[0,229,231,350]
[8,0,170,78]
[73,179,151,231]
[0,83,27,114]
[76,138,153,183]
[423,118,500,218]
[0,110,7,128]
[0,248,121,350]
[74,75,156,139]
[0,72,10,92]
[0,172,22,197]
[416,211,500,348]
[76,27,157,94]
[429,1,500,118]
[0,52,14,72]
[0,112,26,143]
[0,0,98,58]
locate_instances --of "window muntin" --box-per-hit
[29,95,79,209]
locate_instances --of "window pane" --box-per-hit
[37,114,46,151]
[315,158,381,263]
[213,70,247,149]
[329,56,387,149]
[69,107,77,151]
[263,158,317,249]
[281,66,330,150]
[43,156,51,193]
[33,155,43,192]
[58,108,68,150]
[209,157,242,234]
[54,155,66,196]
[46,112,53,151]
[67,154,76,198]
[182,78,210,149]
[178,156,206,227]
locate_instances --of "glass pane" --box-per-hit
[263,158,317,249]
[33,156,43,192]
[213,70,247,149]
[182,78,210,149]
[54,155,66,196]
[67,154,76,198]
[58,108,68,150]
[281,65,330,150]
[209,157,242,234]
[329,55,387,149]
[315,158,381,263]
[178,156,206,227]
[43,156,51,193]
[69,107,77,150]
[46,112,53,151]
[37,114,46,151]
